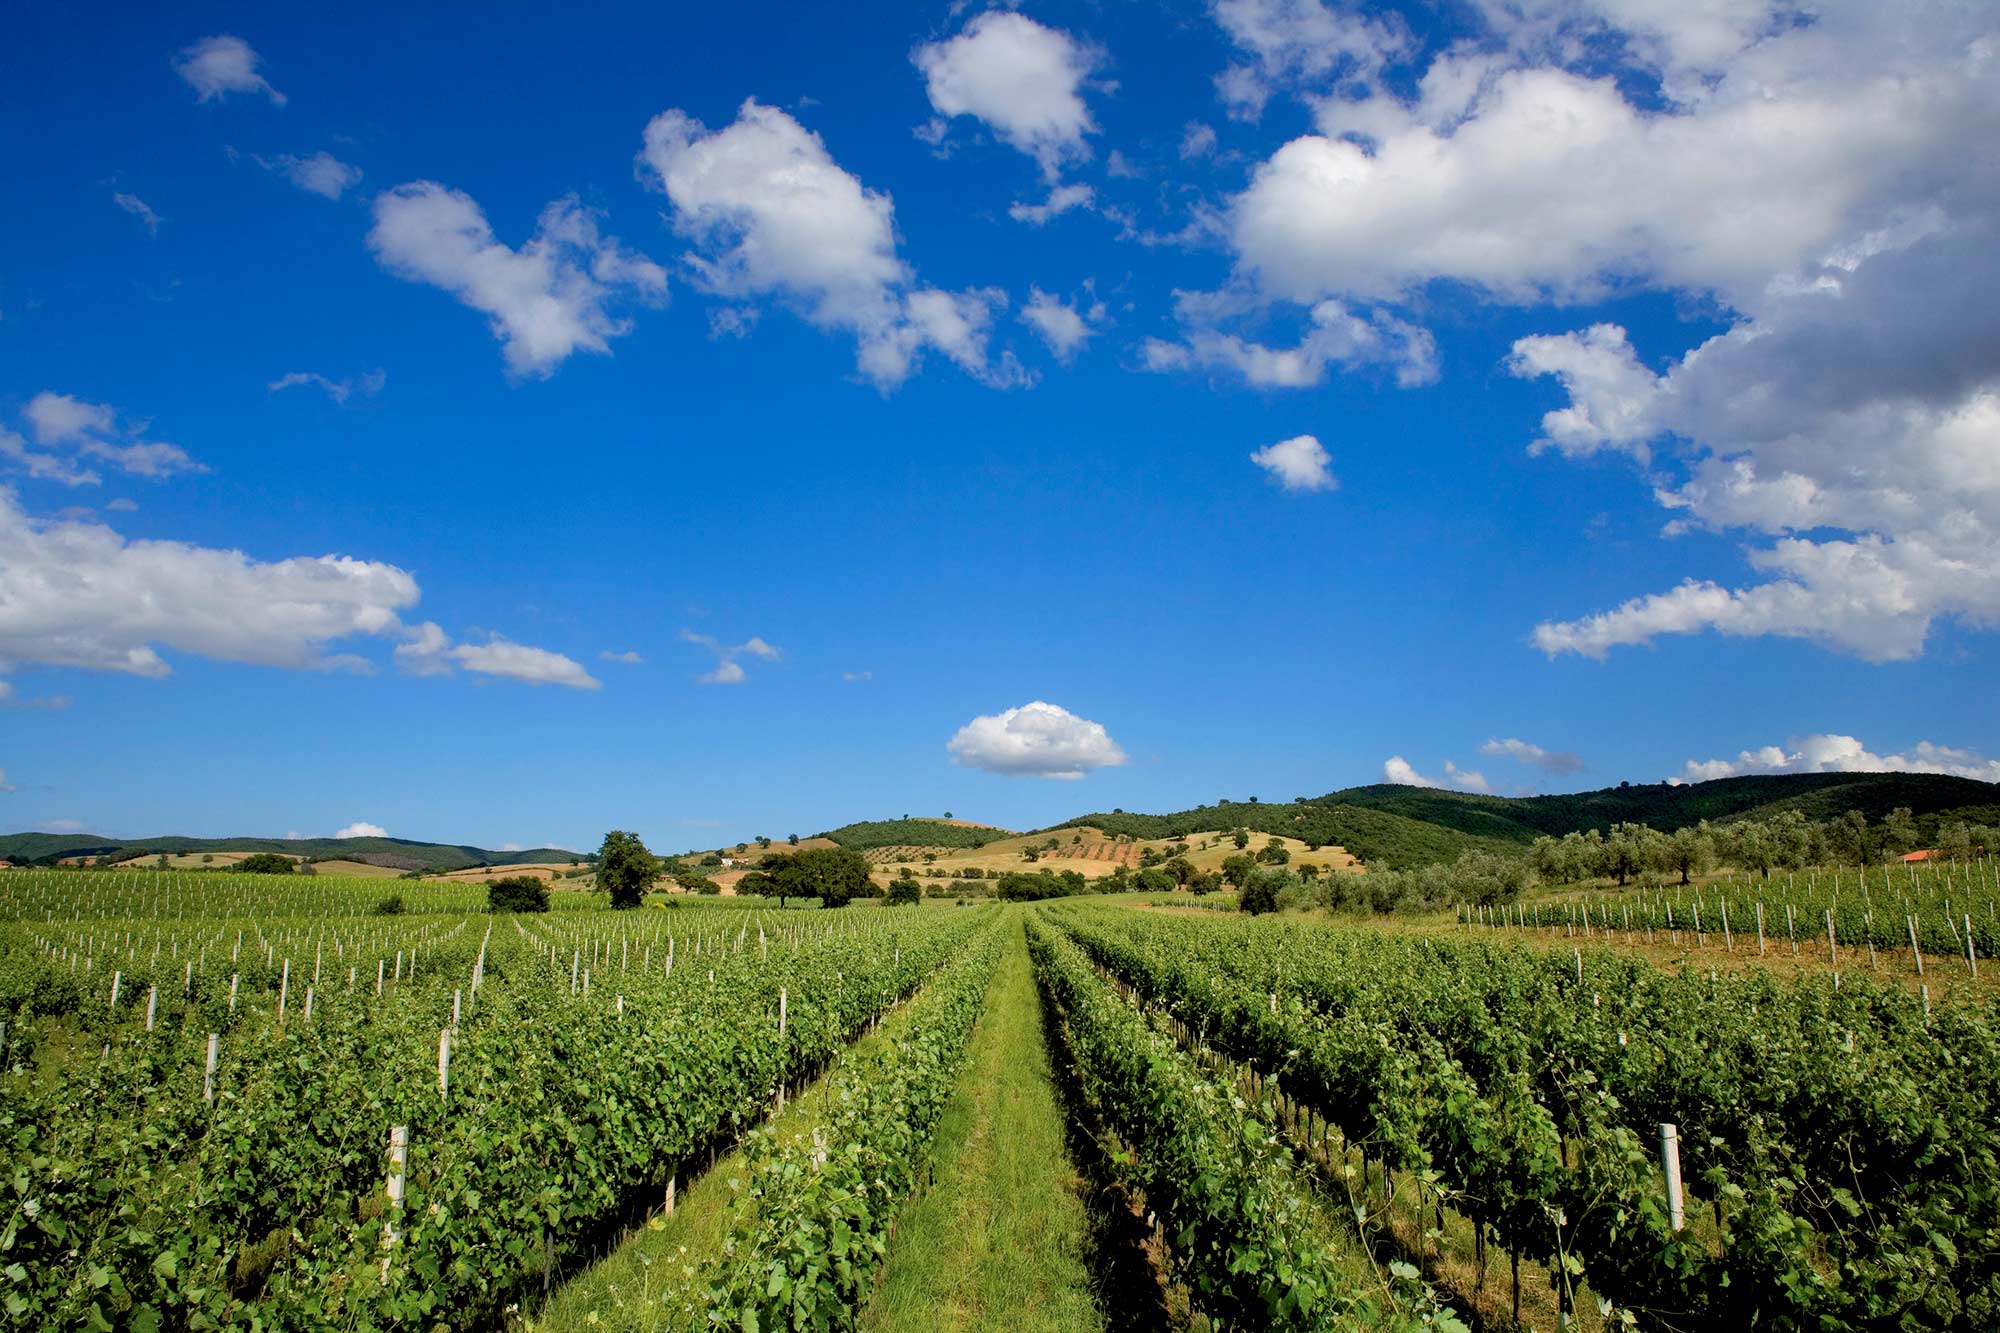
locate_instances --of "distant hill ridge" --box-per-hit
[9,772,1995,874]
[1052,771,2000,869]
[0,832,577,872]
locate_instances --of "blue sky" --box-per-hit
[3,1,1996,852]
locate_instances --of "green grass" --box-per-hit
[862,913,1105,1333]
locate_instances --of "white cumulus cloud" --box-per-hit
[639,99,1024,390]
[1382,755,1490,792]
[368,183,666,379]
[1249,434,1335,492]
[0,487,414,678]
[1142,296,1436,389]
[335,822,387,839]
[1675,734,2000,785]
[1019,288,1102,362]
[948,700,1127,779]
[174,35,286,106]
[1208,0,1405,121]
[258,151,362,200]
[1203,3,2000,665]
[1481,736,1585,776]
[4,393,204,488]
[396,622,600,689]
[1008,183,1095,227]
[680,630,781,685]
[913,12,1100,180]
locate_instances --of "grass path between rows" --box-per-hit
[523,955,935,1331]
[862,913,1106,1333]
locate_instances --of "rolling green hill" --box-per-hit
[0,832,578,872]
[817,818,1015,851]
[1052,772,2000,869]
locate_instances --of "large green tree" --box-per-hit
[764,846,872,908]
[596,829,658,909]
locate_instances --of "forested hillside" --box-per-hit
[1054,771,2000,869]
[817,818,1013,851]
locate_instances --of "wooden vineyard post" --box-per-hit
[278,959,290,1023]
[1756,902,1766,955]
[145,985,157,1032]
[383,1125,409,1277]
[110,970,121,1013]
[775,987,790,1113]
[229,974,239,1012]
[664,1174,676,1215]
[1967,915,1979,978]
[1720,898,1733,953]
[1826,911,1837,969]
[1909,915,1925,976]
[203,1033,219,1103]
[438,1029,451,1099]
[1660,1123,1686,1232]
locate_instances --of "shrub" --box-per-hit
[887,873,921,907]
[487,875,550,913]
[372,895,407,916]
[236,852,295,875]
[1238,876,1279,915]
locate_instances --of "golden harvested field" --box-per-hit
[427,861,587,884]
[65,850,304,870]
[307,859,403,878]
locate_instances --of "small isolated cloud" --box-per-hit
[948,700,1127,779]
[600,649,643,664]
[269,369,385,405]
[1180,122,1219,159]
[1382,755,1489,792]
[368,183,666,379]
[0,680,73,711]
[335,821,387,839]
[113,193,162,236]
[174,35,286,106]
[842,670,872,682]
[1481,736,1585,776]
[37,818,88,834]
[106,498,138,512]
[257,151,363,200]
[682,630,780,685]
[0,768,13,793]
[1143,297,1437,389]
[1019,288,1103,362]
[1249,434,1335,492]
[1008,183,1094,227]
[913,12,1100,180]
[1675,734,2000,785]
[3,392,205,487]
[396,622,601,689]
